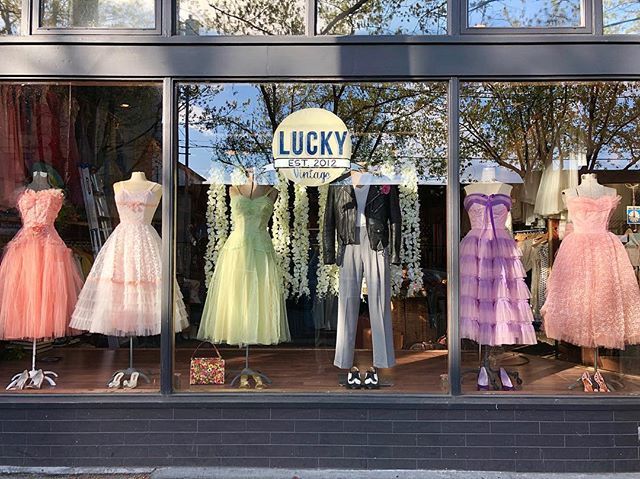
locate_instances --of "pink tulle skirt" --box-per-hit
[0,231,83,340]
[542,231,640,349]
[460,229,536,346]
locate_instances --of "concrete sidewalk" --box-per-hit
[2,468,640,479]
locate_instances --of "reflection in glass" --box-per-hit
[0,0,20,34]
[177,0,305,35]
[40,0,155,29]
[317,0,446,35]
[0,83,165,393]
[460,81,640,395]
[604,0,640,34]
[175,82,449,393]
[467,0,583,28]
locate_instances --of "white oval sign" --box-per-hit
[272,108,352,186]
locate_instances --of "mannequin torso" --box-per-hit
[230,169,278,201]
[464,167,513,197]
[562,173,616,200]
[113,172,162,222]
[27,171,53,192]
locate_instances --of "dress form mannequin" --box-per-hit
[27,171,52,192]
[113,172,162,223]
[562,173,616,200]
[230,168,278,201]
[465,167,513,197]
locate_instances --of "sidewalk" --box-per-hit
[2,469,640,479]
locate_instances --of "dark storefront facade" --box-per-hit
[1,0,640,473]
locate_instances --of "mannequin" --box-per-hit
[324,166,401,389]
[229,168,279,202]
[562,173,616,200]
[464,167,513,197]
[27,171,52,192]
[113,172,162,223]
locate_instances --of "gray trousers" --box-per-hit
[334,227,396,369]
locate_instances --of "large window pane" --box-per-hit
[459,81,640,395]
[177,0,305,36]
[0,0,20,34]
[604,0,640,34]
[40,0,156,29]
[317,0,447,35]
[175,82,449,393]
[0,82,169,394]
[468,0,584,28]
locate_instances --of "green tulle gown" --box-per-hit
[198,191,290,346]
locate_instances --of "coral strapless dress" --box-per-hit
[460,193,536,346]
[198,193,290,346]
[542,195,640,349]
[0,188,83,340]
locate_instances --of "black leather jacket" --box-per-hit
[323,183,402,266]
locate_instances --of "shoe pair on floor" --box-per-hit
[108,371,140,389]
[6,369,58,390]
[239,373,265,390]
[346,366,379,389]
[581,370,610,392]
[477,366,520,391]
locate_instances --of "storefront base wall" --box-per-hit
[0,399,638,473]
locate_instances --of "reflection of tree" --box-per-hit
[603,0,640,34]
[182,83,447,177]
[178,0,446,35]
[461,82,640,178]
[41,0,154,28]
[468,0,581,28]
[0,0,21,34]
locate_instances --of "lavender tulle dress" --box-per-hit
[460,193,536,346]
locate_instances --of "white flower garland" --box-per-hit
[271,172,292,297]
[398,163,424,296]
[203,177,229,287]
[290,184,311,299]
[316,185,340,298]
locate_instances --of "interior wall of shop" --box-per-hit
[2,0,640,472]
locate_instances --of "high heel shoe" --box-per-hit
[238,374,250,389]
[26,369,44,389]
[123,372,139,389]
[6,370,29,391]
[108,372,125,389]
[593,371,609,393]
[477,366,490,391]
[252,374,265,389]
[499,368,515,391]
[581,371,594,392]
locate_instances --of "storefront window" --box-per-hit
[0,0,20,34]
[603,0,640,34]
[40,0,156,29]
[459,81,640,395]
[467,0,584,28]
[0,82,166,393]
[175,82,449,393]
[177,0,305,35]
[316,0,447,35]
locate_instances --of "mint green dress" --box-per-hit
[198,193,290,346]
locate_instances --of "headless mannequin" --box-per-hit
[562,173,616,200]
[27,171,53,192]
[113,172,162,223]
[230,168,279,202]
[464,167,513,197]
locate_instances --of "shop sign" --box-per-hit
[272,108,352,186]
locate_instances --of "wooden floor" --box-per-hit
[1,346,639,395]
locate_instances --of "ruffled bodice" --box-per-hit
[230,194,273,233]
[115,187,157,225]
[464,193,511,233]
[13,188,64,243]
[566,195,618,234]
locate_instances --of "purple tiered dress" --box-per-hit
[460,193,536,346]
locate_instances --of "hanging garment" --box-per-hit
[198,190,290,346]
[530,241,550,319]
[70,184,188,336]
[0,188,83,339]
[460,193,536,346]
[542,195,640,349]
[626,231,640,283]
[534,160,579,217]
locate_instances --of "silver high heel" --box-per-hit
[6,370,29,390]
[123,372,140,389]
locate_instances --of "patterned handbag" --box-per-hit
[189,342,225,385]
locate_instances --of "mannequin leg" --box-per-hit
[334,243,364,369]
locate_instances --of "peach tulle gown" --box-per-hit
[542,195,640,349]
[0,188,83,340]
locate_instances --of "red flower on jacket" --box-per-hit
[380,184,391,195]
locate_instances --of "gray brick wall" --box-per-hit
[1,400,639,472]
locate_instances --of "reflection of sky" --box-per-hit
[468,0,582,28]
[603,0,640,34]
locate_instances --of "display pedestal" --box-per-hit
[6,339,58,390]
[229,345,272,388]
[108,337,151,386]
[463,346,524,391]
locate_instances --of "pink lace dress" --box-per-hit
[70,185,188,336]
[0,188,83,339]
[542,195,640,349]
[460,193,536,346]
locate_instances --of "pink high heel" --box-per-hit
[499,368,515,391]
[477,367,490,391]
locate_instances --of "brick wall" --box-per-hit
[0,399,639,472]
